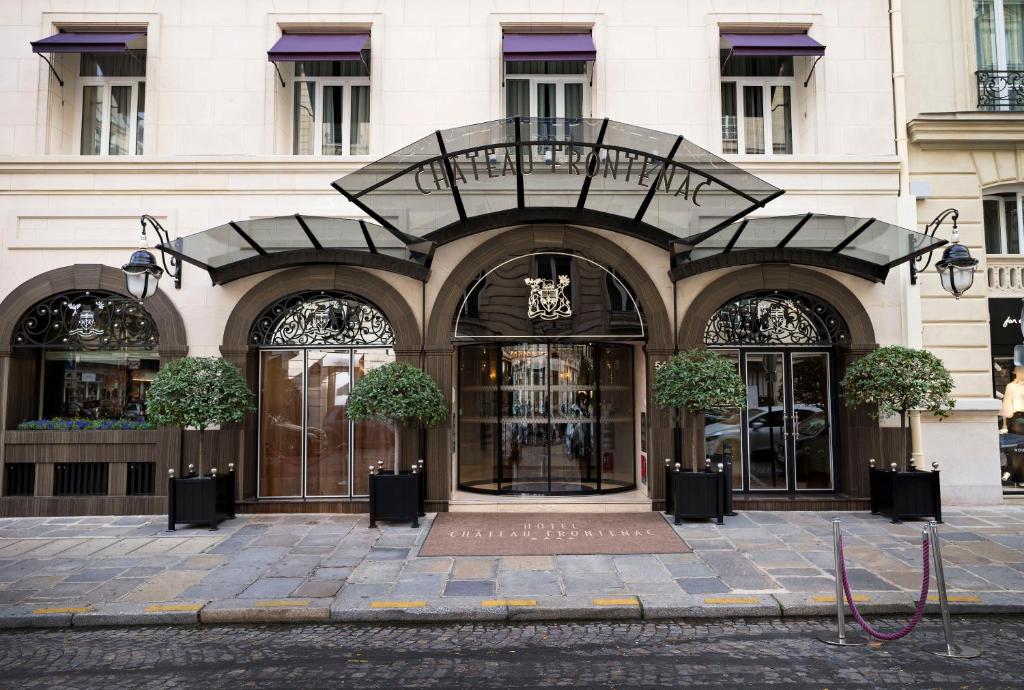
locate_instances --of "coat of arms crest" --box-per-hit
[67,301,105,338]
[525,275,572,320]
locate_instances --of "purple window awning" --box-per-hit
[31,32,146,54]
[503,33,596,62]
[720,33,825,57]
[267,33,369,62]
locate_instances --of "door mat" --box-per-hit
[418,512,690,556]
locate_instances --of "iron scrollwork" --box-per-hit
[12,290,159,351]
[703,291,849,346]
[250,291,395,347]
[976,70,1024,111]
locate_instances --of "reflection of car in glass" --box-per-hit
[122,402,146,421]
[705,406,825,461]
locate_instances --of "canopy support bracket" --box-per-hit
[272,61,285,88]
[435,130,468,222]
[634,135,684,225]
[514,117,525,209]
[804,55,823,87]
[576,118,609,210]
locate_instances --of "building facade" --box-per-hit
[0,0,997,516]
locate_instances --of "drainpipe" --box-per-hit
[890,0,925,467]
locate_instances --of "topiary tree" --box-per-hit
[653,349,746,469]
[146,356,254,475]
[347,361,448,472]
[840,345,954,470]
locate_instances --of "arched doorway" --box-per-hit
[251,290,396,499]
[452,251,645,495]
[703,290,849,494]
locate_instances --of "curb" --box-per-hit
[0,593,1022,630]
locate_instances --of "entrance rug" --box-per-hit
[418,512,690,556]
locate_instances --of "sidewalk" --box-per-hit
[1,507,1023,628]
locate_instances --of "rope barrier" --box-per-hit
[838,530,930,641]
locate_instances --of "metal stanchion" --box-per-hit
[924,521,980,658]
[821,518,866,646]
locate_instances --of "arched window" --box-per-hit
[249,291,394,347]
[10,290,160,422]
[703,290,848,346]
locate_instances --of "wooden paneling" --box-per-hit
[0,495,165,517]
[733,494,870,511]
[5,351,37,429]
[237,498,368,514]
[880,426,914,469]
[424,348,453,512]
[181,428,242,476]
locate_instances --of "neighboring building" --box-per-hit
[899,0,1020,504]
[0,1,991,517]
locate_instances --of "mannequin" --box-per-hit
[1002,365,1024,433]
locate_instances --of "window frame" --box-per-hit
[721,75,797,156]
[291,75,371,158]
[980,0,1012,72]
[984,192,1024,254]
[75,76,145,156]
[503,73,591,119]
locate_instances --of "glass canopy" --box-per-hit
[157,214,432,285]
[331,118,783,247]
[672,213,947,283]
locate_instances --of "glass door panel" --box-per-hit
[458,346,500,491]
[305,350,350,497]
[599,345,634,490]
[353,349,395,495]
[549,345,596,493]
[259,350,304,497]
[744,353,787,490]
[500,345,548,492]
[790,353,834,490]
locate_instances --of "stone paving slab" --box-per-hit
[0,508,1023,628]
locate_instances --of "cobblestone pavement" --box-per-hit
[0,616,1021,688]
[0,507,1022,625]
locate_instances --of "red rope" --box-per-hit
[838,531,930,641]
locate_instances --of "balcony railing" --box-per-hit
[976,70,1024,111]
[987,255,1024,293]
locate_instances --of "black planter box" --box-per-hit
[671,469,725,525]
[168,470,235,531]
[869,467,942,523]
[369,471,420,528]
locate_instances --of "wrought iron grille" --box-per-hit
[249,291,395,347]
[976,70,1024,110]
[703,290,849,346]
[12,291,159,351]
[54,462,108,496]
[126,462,156,496]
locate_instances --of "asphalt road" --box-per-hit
[0,616,1021,689]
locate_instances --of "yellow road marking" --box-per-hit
[32,606,92,614]
[593,597,638,606]
[144,604,203,613]
[704,596,759,605]
[255,600,311,608]
[482,599,536,607]
[369,601,426,609]
[927,595,980,603]
[813,594,871,603]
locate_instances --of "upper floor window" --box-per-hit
[975,0,1024,109]
[984,191,1024,254]
[502,32,595,120]
[720,54,794,155]
[79,51,146,155]
[292,60,370,156]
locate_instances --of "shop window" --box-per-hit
[984,192,1024,253]
[78,51,146,155]
[720,53,794,155]
[9,290,160,426]
[292,60,370,156]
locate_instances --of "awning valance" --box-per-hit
[671,214,945,283]
[158,215,432,285]
[720,32,825,57]
[267,33,369,62]
[31,32,146,54]
[503,33,596,62]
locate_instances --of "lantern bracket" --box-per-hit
[140,214,182,289]
[911,208,959,286]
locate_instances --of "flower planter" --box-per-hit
[167,466,236,531]
[868,466,942,524]
[670,468,725,525]
[368,469,421,528]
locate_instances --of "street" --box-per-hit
[0,616,1020,689]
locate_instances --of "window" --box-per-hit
[976,0,1024,109]
[984,192,1024,253]
[78,51,146,155]
[504,61,588,120]
[720,54,794,155]
[292,60,370,156]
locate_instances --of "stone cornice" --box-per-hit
[908,112,1024,148]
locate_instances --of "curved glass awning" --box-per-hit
[671,213,947,283]
[157,214,433,285]
[331,118,783,248]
